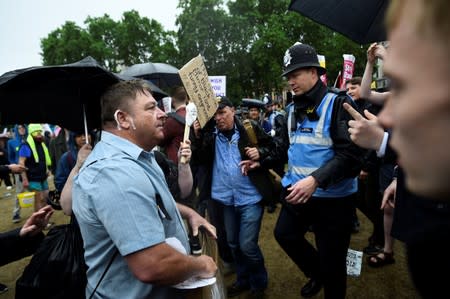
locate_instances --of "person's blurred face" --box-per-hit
[346,83,361,100]
[127,90,167,151]
[31,130,43,142]
[380,0,450,199]
[74,134,89,149]
[18,125,26,136]
[265,103,275,112]
[286,68,317,96]
[214,106,235,131]
[248,107,260,121]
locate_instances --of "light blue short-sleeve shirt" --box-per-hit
[73,131,190,299]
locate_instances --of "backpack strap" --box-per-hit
[88,249,118,299]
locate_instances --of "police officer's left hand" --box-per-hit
[285,176,318,205]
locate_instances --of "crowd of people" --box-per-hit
[0,0,449,298]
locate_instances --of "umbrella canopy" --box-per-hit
[0,57,119,132]
[115,73,169,101]
[120,62,182,89]
[241,98,266,110]
[0,57,168,132]
[288,0,388,44]
[0,57,120,131]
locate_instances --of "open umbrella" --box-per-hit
[120,62,182,89]
[241,98,266,110]
[0,57,118,132]
[115,73,169,101]
[288,0,388,44]
[0,57,168,133]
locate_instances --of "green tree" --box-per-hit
[41,2,371,100]
[41,11,177,72]
[41,21,94,66]
[174,0,368,102]
[114,10,178,68]
[176,0,229,69]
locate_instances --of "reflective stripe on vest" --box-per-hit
[282,92,357,197]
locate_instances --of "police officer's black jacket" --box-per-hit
[192,116,277,204]
[261,80,365,190]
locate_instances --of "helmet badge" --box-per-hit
[283,49,292,67]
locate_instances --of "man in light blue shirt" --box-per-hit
[73,79,217,299]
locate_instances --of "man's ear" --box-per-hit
[114,110,131,130]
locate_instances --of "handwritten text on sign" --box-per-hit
[179,55,217,127]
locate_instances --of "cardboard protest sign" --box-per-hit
[179,55,217,127]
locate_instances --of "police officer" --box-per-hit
[267,42,363,298]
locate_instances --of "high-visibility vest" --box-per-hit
[282,92,357,198]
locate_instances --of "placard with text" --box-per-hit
[179,55,217,127]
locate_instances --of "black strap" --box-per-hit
[88,249,118,299]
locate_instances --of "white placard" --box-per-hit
[162,97,172,113]
[209,76,226,96]
[346,248,363,277]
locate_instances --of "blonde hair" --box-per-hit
[386,0,450,46]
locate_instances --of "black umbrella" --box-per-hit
[0,57,168,133]
[115,73,169,101]
[288,0,388,44]
[241,98,266,110]
[120,62,182,89]
[0,57,118,132]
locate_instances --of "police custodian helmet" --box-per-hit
[282,42,326,77]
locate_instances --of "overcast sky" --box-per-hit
[0,0,179,75]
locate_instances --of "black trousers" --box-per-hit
[274,188,354,299]
[356,172,384,247]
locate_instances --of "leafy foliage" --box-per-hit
[40,0,370,103]
[41,11,177,73]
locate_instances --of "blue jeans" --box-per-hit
[223,203,268,290]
